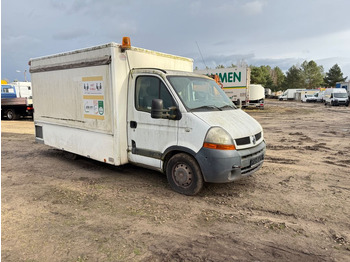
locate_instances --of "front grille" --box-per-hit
[235,136,250,146]
[255,132,262,141]
[235,132,262,146]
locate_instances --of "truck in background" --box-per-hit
[29,37,266,195]
[299,90,318,102]
[312,90,325,102]
[195,68,265,108]
[246,84,265,109]
[195,67,251,107]
[1,82,34,120]
[279,89,305,100]
[335,82,350,98]
[264,88,272,98]
[324,88,349,106]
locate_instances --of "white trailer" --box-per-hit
[246,84,265,109]
[195,67,250,106]
[30,38,266,195]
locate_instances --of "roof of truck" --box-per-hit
[29,42,192,64]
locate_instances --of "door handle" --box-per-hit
[130,121,137,128]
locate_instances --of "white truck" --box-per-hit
[246,84,265,109]
[195,67,251,107]
[324,88,349,106]
[335,82,350,98]
[279,89,305,100]
[29,38,266,195]
[312,90,325,102]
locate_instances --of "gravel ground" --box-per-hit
[2,99,350,261]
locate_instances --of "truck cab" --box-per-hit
[127,69,265,194]
[1,85,17,99]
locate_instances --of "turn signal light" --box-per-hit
[203,142,236,150]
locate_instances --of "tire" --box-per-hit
[166,153,204,196]
[5,109,18,120]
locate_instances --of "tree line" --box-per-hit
[211,61,348,92]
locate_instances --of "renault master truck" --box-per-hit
[29,37,266,195]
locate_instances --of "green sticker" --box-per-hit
[98,101,104,115]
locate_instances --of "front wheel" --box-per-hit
[166,153,204,195]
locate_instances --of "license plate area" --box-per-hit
[250,154,264,166]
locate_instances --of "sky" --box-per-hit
[2,0,350,83]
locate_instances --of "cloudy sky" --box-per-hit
[2,0,350,82]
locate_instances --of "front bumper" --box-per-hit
[195,140,266,183]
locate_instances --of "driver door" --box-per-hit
[127,73,179,169]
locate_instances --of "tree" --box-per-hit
[284,65,304,90]
[250,66,266,85]
[324,64,348,87]
[250,65,277,90]
[271,66,285,91]
[300,60,324,89]
[216,65,225,69]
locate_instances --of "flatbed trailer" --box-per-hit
[1,97,34,120]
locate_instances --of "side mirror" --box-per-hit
[151,99,181,120]
[151,99,164,119]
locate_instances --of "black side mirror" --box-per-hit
[151,99,181,120]
[151,99,164,119]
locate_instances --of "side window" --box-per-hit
[135,76,175,112]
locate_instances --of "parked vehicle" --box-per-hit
[279,89,305,100]
[246,84,265,109]
[1,84,34,120]
[324,88,349,106]
[265,88,272,98]
[195,68,265,109]
[313,91,325,102]
[301,94,317,103]
[195,67,251,107]
[335,82,350,98]
[29,37,266,195]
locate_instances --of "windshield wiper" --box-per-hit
[191,105,222,111]
[219,104,236,110]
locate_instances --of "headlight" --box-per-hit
[203,127,236,150]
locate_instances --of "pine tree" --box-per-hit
[301,60,324,89]
[324,64,347,87]
[284,65,304,90]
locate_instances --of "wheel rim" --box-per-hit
[7,111,13,119]
[173,162,193,188]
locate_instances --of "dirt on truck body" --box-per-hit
[2,99,350,261]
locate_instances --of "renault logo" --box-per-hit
[251,135,256,145]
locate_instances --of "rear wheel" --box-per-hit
[6,109,18,120]
[166,153,204,195]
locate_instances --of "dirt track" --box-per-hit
[2,100,350,261]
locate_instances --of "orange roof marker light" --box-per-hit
[121,37,131,51]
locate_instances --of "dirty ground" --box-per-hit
[2,100,350,261]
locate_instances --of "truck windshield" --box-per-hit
[334,93,348,98]
[167,76,236,111]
